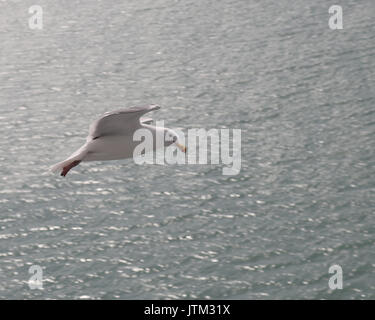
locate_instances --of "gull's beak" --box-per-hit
[175,142,187,153]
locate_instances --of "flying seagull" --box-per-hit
[50,105,186,177]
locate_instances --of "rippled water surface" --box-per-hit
[0,0,374,299]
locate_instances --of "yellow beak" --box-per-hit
[175,142,187,153]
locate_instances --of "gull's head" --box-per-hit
[165,128,186,153]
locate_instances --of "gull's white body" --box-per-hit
[84,135,141,161]
[80,124,161,162]
[51,105,183,176]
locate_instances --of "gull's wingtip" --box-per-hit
[149,104,161,111]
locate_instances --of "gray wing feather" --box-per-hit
[140,117,153,125]
[88,105,160,139]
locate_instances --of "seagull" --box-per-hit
[50,105,186,177]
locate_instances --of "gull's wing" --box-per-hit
[88,105,160,140]
[140,117,153,125]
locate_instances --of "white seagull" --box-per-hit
[50,105,186,177]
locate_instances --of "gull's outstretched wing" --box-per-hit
[140,117,153,125]
[88,105,160,140]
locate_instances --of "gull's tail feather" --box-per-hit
[50,158,74,173]
[50,145,88,176]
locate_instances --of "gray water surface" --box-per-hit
[0,0,374,299]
